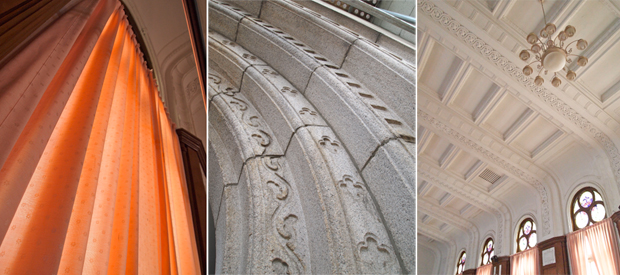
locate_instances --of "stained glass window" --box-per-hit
[456,251,466,274]
[516,218,537,252]
[480,238,494,266]
[571,187,606,231]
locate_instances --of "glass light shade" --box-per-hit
[535,76,544,86]
[552,77,561,87]
[565,25,576,37]
[578,56,588,66]
[523,65,533,76]
[540,29,549,38]
[527,33,538,44]
[558,31,567,41]
[519,50,530,61]
[545,23,556,34]
[531,44,541,53]
[567,70,576,80]
[542,48,567,72]
[546,39,554,47]
[577,39,588,50]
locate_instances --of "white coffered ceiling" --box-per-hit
[417,0,620,271]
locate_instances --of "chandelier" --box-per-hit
[519,0,588,87]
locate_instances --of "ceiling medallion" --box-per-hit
[519,0,588,87]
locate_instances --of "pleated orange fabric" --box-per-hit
[0,0,200,274]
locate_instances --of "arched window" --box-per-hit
[480,238,494,265]
[516,218,537,252]
[456,250,466,274]
[571,187,606,231]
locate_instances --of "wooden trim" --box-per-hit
[0,0,71,63]
[181,0,206,105]
[176,128,206,172]
[176,128,206,275]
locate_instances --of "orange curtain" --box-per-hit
[477,263,493,275]
[510,247,539,275]
[567,218,620,275]
[0,0,200,274]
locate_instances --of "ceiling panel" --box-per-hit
[503,0,563,34]
[451,68,499,119]
[446,150,481,179]
[568,1,618,50]
[580,40,620,100]
[419,41,463,96]
[482,93,530,137]
[511,116,560,156]
[421,134,454,164]
[424,186,451,204]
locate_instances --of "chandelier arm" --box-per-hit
[537,65,545,76]
[564,40,579,49]
[527,60,541,66]
[536,37,548,51]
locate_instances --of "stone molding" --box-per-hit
[209,0,416,272]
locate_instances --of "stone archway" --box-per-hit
[208,0,415,273]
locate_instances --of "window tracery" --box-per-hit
[480,238,494,265]
[571,187,606,231]
[516,218,537,252]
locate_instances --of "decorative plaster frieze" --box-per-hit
[418,166,505,251]
[418,198,478,235]
[419,110,551,237]
[418,0,620,198]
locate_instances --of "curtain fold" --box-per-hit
[0,0,200,274]
[477,263,493,275]
[510,246,539,275]
[567,218,620,275]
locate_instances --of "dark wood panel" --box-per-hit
[537,235,569,275]
[0,0,70,63]
[177,128,206,275]
[492,256,510,275]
